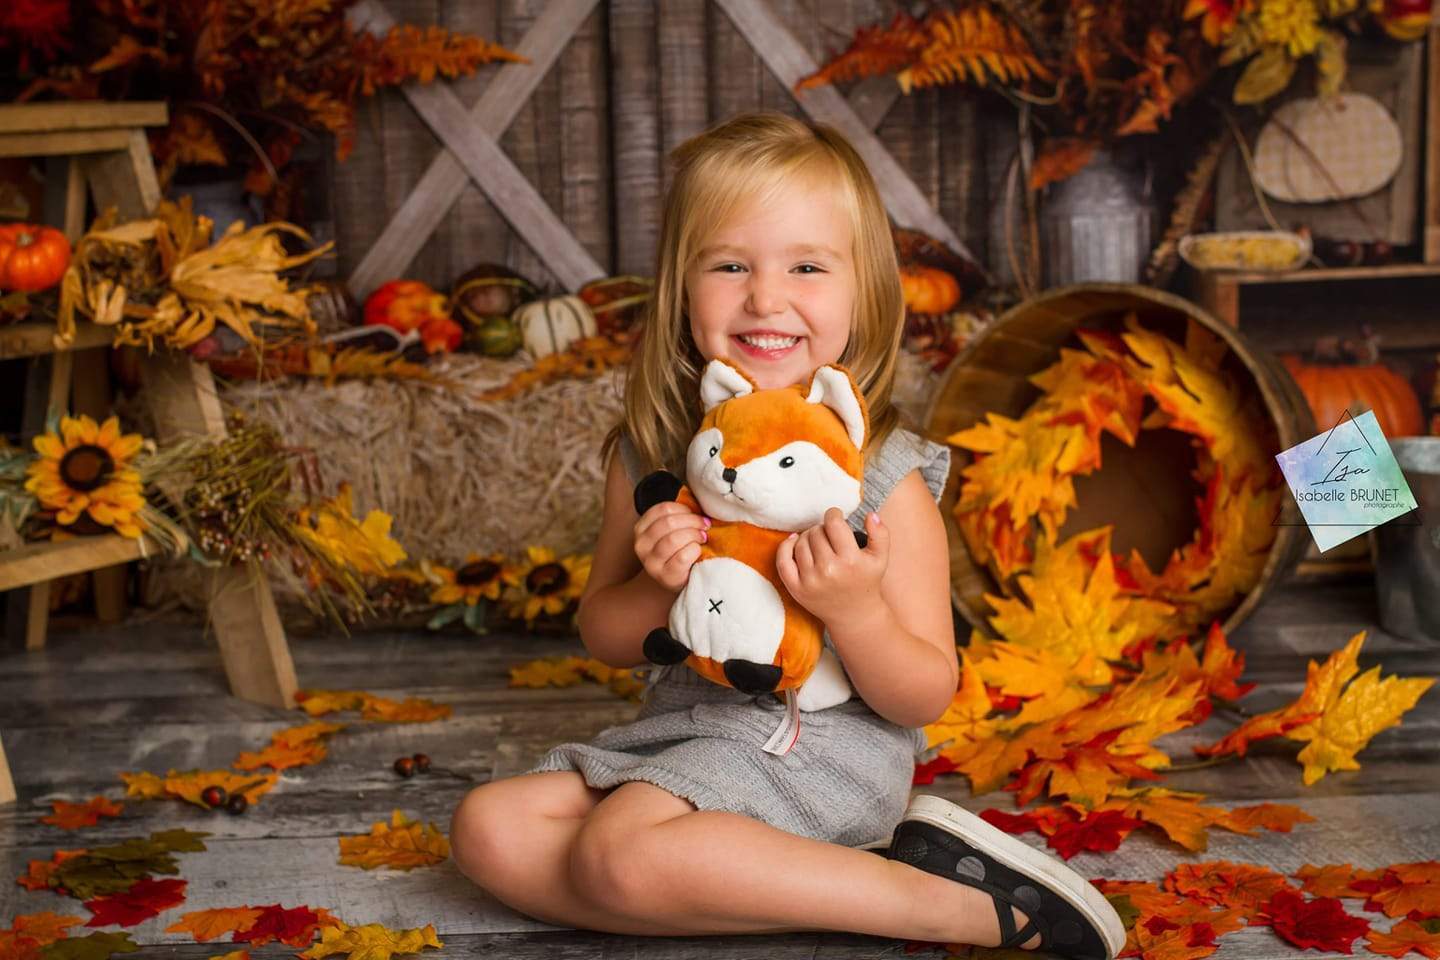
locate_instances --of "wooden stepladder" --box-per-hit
[0,102,299,805]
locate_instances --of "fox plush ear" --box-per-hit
[805,364,867,450]
[700,358,758,411]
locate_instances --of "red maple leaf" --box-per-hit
[83,878,187,927]
[231,905,328,947]
[1257,889,1370,953]
[980,808,1052,835]
[1047,809,1144,860]
[912,755,959,785]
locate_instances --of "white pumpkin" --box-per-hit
[514,295,597,358]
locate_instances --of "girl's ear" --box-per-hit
[804,364,868,449]
[700,358,758,411]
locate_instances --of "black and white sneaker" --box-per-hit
[887,796,1126,960]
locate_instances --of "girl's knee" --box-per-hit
[449,783,511,885]
[569,816,657,914]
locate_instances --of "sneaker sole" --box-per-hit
[901,795,1127,960]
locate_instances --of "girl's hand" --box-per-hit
[776,508,889,626]
[634,501,710,593]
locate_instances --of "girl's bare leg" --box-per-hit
[566,781,1039,946]
[450,771,624,929]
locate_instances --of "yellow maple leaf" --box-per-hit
[1289,662,1434,785]
[235,740,327,772]
[924,652,996,752]
[296,690,368,716]
[338,811,450,871]
[509,656,587,688]
[162,770,278,808]
[298,922,442,960]
[274,722,346,748]
[361,696,452,723]
[166,908,264,942]
[208,952,250,960]
[119,771,166,800]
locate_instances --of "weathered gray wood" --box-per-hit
[609,0,662,277]
[713,0,981,267]
[558,5,611,275]
[656,0,709,197]
[345,0,603,300]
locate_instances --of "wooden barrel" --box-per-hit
[923,283,1316,640]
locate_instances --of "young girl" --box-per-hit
[450,112,1125,960]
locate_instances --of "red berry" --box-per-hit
[394,757,416,778]
[412,753,432,773]
[201,785,227,809]
[225,794,249,815]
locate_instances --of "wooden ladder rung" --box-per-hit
[0,321,115,361]
[0,535,152,593]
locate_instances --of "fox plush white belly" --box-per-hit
[634,358,868,713]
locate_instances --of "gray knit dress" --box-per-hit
[527,426,952,847]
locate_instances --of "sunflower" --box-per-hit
[24,415,147,538]
[504,545,591,624]
[427,552,509,606]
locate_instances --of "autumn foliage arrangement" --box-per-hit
[797,0,1431,189]
[0,0,526,218]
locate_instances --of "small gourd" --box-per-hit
[513,294,597,358]
[899,265,960,315]
[0,224,71,292]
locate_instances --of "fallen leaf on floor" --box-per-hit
[40,799,123,831]
[29,831,208,901]
[1164,861,1295,920]
[234,722,345,772]
[1367,918,1440,958]
[83,877,187,928]
[1254,889,1370,953]
[17,850,88,892]
[230,905,341,948]
[338,811,450,871]
[298,922,442,960]
[35,931,139,960]
[508,656,644,702]
[207,953,250,960]
[120,771,277,808]
[296,690,452,723]
[0,912,86,960]
[165,908,264,943]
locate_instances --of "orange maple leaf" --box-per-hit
[1367,919,1440,959]
[1219,802,1315,836]
[16,850,87,892]
[39,797,123,830]
[1367,863,1440,920]
[1294,863,1388,899]
[165,907,264,942]
[3,913,85,945]
[1166,861,1295,919]
[296,690,451,724]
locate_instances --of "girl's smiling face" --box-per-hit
[685,178,856,391]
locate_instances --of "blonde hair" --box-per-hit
[603,111,907,480]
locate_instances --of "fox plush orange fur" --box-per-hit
[634,358,867,712]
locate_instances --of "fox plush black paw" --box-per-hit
[643,627,691,666]
[634,470,684,516]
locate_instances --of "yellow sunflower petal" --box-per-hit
[111,433,144,461]
[33,433,65,459]
[96,416,120,448]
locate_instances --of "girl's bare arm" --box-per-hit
[826,470,958,728]
[576,451,698,667]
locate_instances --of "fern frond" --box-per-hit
[795,12,927,90]
[899,6,1052,94]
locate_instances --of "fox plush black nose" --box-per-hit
[723,659,782,694]
[722,466,737,483]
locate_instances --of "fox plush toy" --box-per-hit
[633,358,867,714]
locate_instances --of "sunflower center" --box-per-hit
[526,562,569,595]
[457,560,500,586]
[59,444,116,492]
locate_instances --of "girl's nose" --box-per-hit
[745,275,785,316]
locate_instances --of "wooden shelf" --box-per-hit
[0,535,152,593]
[0,321,114,361]
[1214,262,1440,285]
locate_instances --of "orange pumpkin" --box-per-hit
[0,223,71,292]
[1280,353,1424,438]
[899,265,960,315]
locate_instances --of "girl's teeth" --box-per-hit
[739,335,799,350]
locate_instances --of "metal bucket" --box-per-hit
[1372,437,1440,642]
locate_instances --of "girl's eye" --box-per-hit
[714,264,743,273]
[779,456,794,468]
[709,446,718,457]
[795,264,822,274]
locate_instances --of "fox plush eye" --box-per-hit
[779,456,794,468]
[709,446,718,457]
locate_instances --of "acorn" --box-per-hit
[201,785,228,809]
[225,793,249,815]
[412,753,432,774]
[394,756,416,778]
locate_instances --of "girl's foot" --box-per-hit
[886,796,1127,960]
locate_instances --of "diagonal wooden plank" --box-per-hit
[346,0,602,299]
[715,0,985,271]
